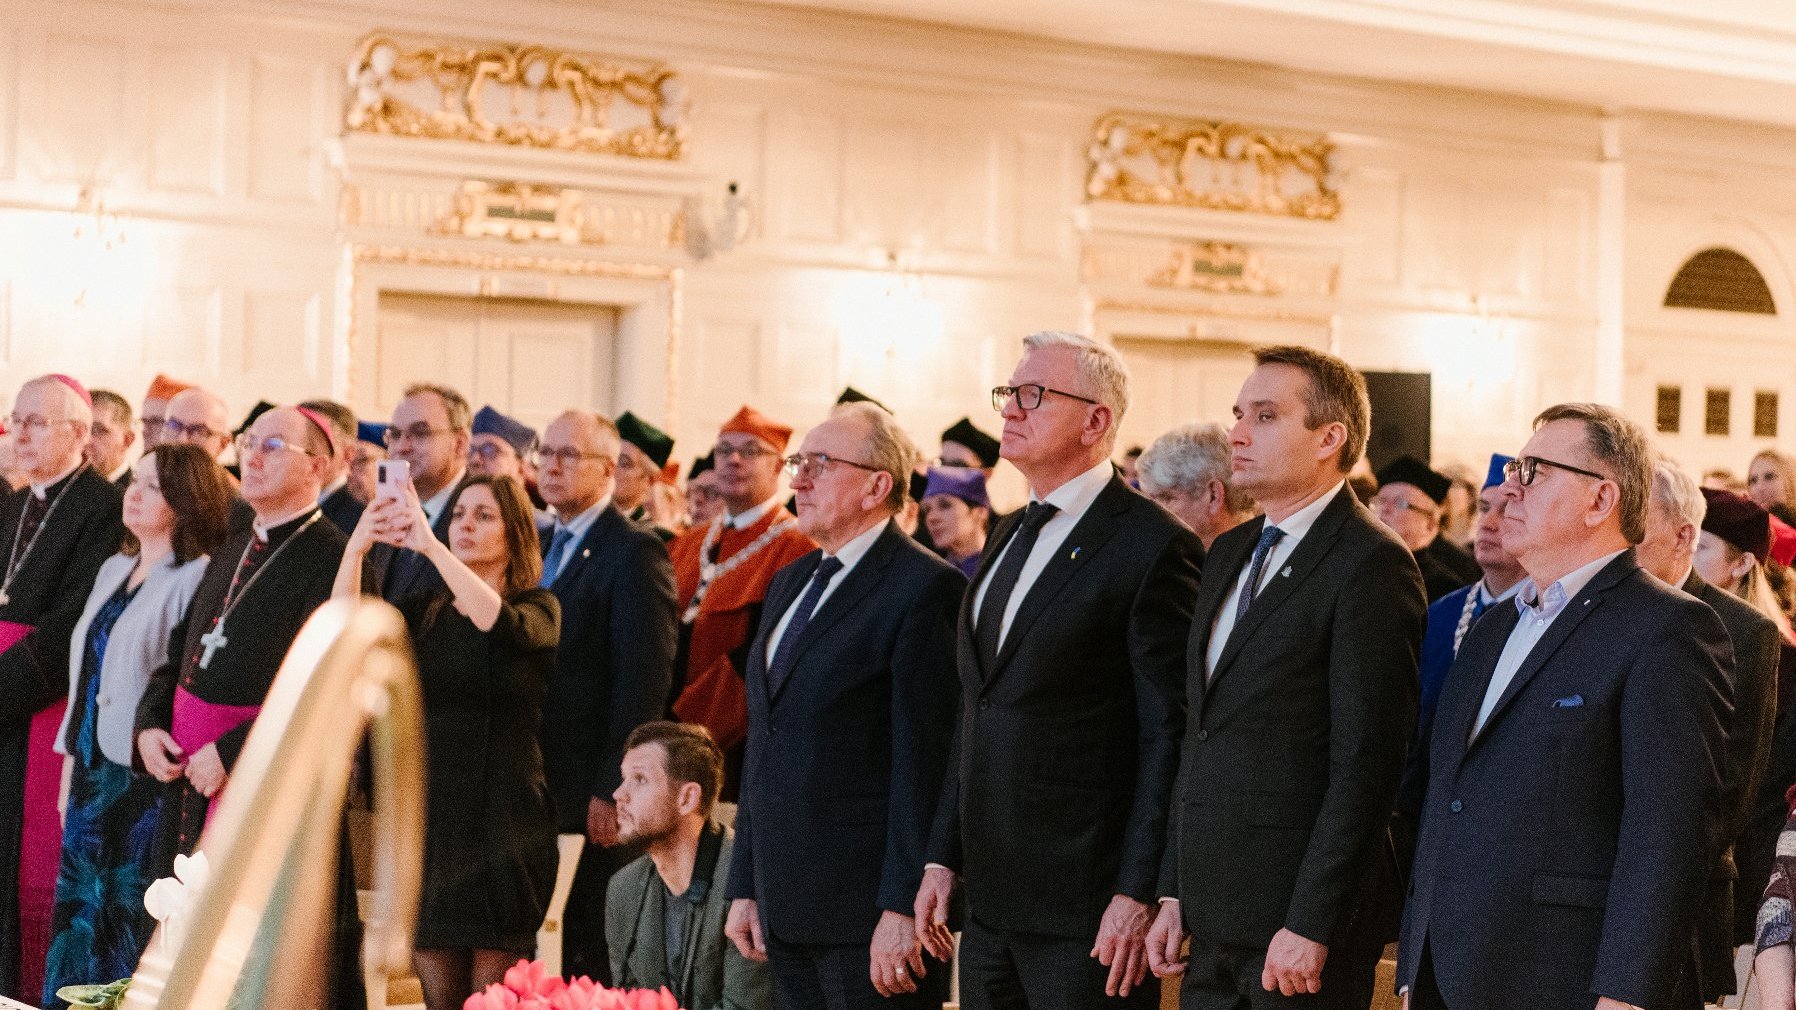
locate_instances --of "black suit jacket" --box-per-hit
[1165,484,1424,949]
[319,484,365,536]
[540,505,678,830]
[726,522,963,944]
[371,486,458,603]
[1398,550,1732,1009]
[926,475,1201,938]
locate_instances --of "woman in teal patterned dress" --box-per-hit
[42,445,231,1006]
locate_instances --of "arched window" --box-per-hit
[1664,247,1776,314]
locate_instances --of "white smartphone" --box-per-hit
[376,459,410,500]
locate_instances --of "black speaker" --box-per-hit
[1362,371,1432,471]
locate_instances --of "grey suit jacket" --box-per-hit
[607,824,771,1010]
[55,551,209,766]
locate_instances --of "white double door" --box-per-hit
[365,292,619,431]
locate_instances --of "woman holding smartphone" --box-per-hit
[334,474,560,1010]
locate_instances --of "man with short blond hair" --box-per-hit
[1398,404,1732,1010]
[0,375,123,1003]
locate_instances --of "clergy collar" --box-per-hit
[723,494,781,531]
[108,461,133,484]
[28,460,84,500]
[252,503,321,542]
[319,474,348,501]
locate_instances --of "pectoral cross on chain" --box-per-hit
[199,626,228,669]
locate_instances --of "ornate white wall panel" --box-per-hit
[36,34,128,186]
[247,54,328,204]
[149,51,230,197]
[0,29,15,182]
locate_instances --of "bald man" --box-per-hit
[162,387,233,461]
[0,375,123,1002]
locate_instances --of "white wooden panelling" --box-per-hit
[767,110,843,243]
[0,29,16,181]
[1014,132,1072,261]
[146,286,222,373]
[247,53,321,203]
[693,315,763,403]
[39,33,126,184]
[149,50,229,196]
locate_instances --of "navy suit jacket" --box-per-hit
[319,484,365,536]
[1397,550,1732,1009]
[926,475,1201,938]
[540,504,678,830]
[725,522,963,944]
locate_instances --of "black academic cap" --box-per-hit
[1375,455,1452,504]
[836,386,892,414]
[233,400,276,436]
[940,417,1000,468]
[688,452,715,480]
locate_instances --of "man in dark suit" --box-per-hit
[723,404,962,1009]
[299,398,366,535]
[84,388,137,486]
[371,383,469,601]
[913,330,1201,1009]
[1637,462,1780,1007]
[1397,403,1733,1010]
[1373,455,1480,602]
[536,409,679,984]
[1146,345,1425,1009]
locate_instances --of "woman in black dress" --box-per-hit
[334,474,560,1010]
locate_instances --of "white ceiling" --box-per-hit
[758,0,1796,127]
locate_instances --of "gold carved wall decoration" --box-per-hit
[1086,113,1339,220]
[345,34,687,159]
[427,179,687,247]
[1147,241,1281,295]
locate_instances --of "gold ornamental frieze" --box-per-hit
[345,33,687,159]
[1086,113,1339,220]
[1147,241,1280,295]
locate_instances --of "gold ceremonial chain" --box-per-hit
[682,514,797,624]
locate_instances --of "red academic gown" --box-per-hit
[669,507,813,790]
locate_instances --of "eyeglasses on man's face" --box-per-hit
[1503,455,1608,487]
[991,384,1099,412]
[713,441,775,462]
[531,446,608,469]
[7,413,74,437]
[164,419,224,443]
[468,442,519,464]
[782,452,879,482]
[383,424,452,447]
[236,433,316,459]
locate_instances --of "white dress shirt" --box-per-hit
[1205,481,1345,678]
[723,494,781,531]
[545,493,614,577]
[1469,549,1624,737]
[762,519,885,664]
[972,459,1114,650]
[420,471,466,527]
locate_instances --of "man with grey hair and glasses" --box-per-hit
[1398,404,1732,1010]
[1636,455,1778,1008]
[725,402,963,1010]
[915,330,1201,1009]
[1136,422,1255,550]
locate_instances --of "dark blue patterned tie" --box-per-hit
[540,525,575,587]
[768,556,844,695]
[975,501,1059,668]
[1235,525,1286,624]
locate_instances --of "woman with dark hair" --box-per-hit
[43,444,232,1005]
[334,474,560,1010]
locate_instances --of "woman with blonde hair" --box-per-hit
[1749,449,1796,527]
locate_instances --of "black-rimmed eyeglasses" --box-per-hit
[991,384,1099,412]
[1503,455,1608,487]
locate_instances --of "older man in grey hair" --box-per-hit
[1136,422,1255,550]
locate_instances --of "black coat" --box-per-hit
[1165,485,1424,950]
[926,475,1201,938]
[371,486,458,604]
[539,505,678,830]
[726,522,963,944]
[1398,550,1732,1009]
[319,484,365,536]
[1418,535,1479,603]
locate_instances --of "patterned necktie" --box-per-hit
[975,501,1060,667]
[1235,525,1286,624]
[540,525,575,587]
[767,556,844,695]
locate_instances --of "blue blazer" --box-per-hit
[725,521,963,944]
[1395,584,1474,820]
[539,504,677,830]
[1397,550,1732,1008]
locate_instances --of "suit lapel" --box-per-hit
[1461,552,1635,756]
[773,524,899,702]
[550,507,618,591]
[1437,599,1520,769]
[991,479,1129,676]
[966,509,1023,684]
[1207,487,1354,691]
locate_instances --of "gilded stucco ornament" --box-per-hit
[1086,113,1339,220]
[345,34,687,160]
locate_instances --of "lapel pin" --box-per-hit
[1280,565,1292,578]
[581,548,591,558]
[1070,547,1081,560]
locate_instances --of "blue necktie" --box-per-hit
[768,556,844,695]
[540,525,575,587]
[1235,525,1286,624]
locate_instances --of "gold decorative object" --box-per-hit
[1147,241,1281,295]
[345,33,687,160]
[122,600,423,1010]
[1094,297,1336,327]
[433,180,588,244]
[1086,113,1339,220]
